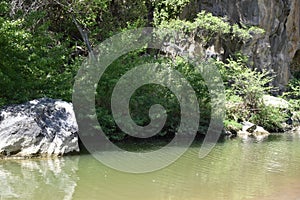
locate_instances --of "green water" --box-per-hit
[1,132,300,200]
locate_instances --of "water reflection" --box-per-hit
[0,157,79,200]
[73,133,300,200]
[1,133,300,200]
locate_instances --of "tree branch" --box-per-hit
[53,0,95,57]
[71,15,94,56]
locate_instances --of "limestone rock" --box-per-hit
[182,0,300,89]
[238,122,270,140]
[237,130,252,140]
[0,98,79,158]
[242,121,257,133]
[262,95,290,109]
[252,126,270,140]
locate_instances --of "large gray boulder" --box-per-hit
[0,98,79,158]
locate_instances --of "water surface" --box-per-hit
[1,132,300,200]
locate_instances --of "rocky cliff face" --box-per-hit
[182,0,300,90]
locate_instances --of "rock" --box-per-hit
[237,130,251,140]
[262,95,290,109]
[252,126,270,140]
[238,122,269,140]
[242,121,257,133]
[238,121,254,140]
[225,125,239,136]
[182,0,300,90]
[291,111,300,126]
[0,98,79,158]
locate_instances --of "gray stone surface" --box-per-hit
[182,0,300,89]
[238,121,270,140]
[0,98,79,158]
[262,95,290,109]
[252,126,270,140]
[242,121,257,133]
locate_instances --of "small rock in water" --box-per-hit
[252,126,270,140]
[242,121,257,133]
[238,122,269,141]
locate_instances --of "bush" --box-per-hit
[283,78,300,111]
[224,120,242,133]
[0,6,79,106]
[218,55,287,132]
[95,51,212,140]
[250,105,287,132]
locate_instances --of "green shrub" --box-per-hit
[224,120,242,132]
[282,78,300,111]
[225,94,249,122]
[159,11,265,46]
[0,7,79,106]
[95,51,212,140]
[250,105,287,132]
[218,55,287,132]
[221,56,274,110]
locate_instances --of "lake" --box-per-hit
[1,132,300,200]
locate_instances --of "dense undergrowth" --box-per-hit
[1,0,299,141]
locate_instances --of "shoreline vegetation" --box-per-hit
[0,1,299,158]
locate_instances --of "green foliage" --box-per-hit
[250,105,287,132]
[96,107,123,140]
[56,0,147,43]
[0,6,79,106]
[0,0,289,140]
[224,120,242,132]
[0,0,149,139]
[194,11,231,35]
[95,52,211,140]
[159,11,265,44]
[282,78,300,111]
[225,95,249,122]
[222,57,273,109]
[218,56,287,132]
[154,0,191,26]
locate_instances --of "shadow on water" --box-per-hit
[78,133,229,154]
